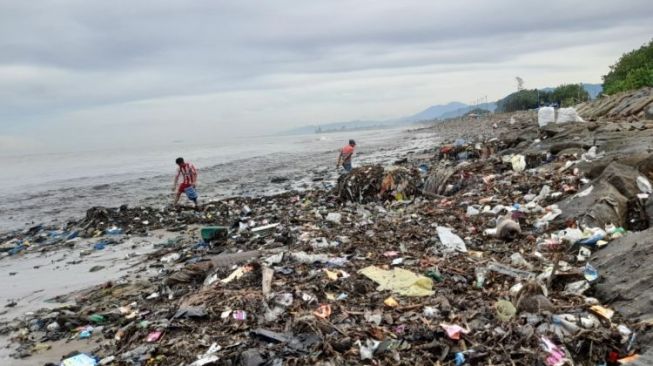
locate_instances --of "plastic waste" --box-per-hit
[538,107,555,128]
[325,212,342,224]
[105,227,123,235]
[146,330,163,342]
[189,343,222,366]
[637,176,652,194]
[495,300,516,321]
[510,253,533,270]
[359,266,434,296]
[47,321,60,332]
[160,253,181,263]
[577,247,592,262]
[590,305,614,321]
[423,306,438,318]
[61,354,98,366]
[559,228,583,244]
[583,263,599,282]
[384,296,399,308]
[455,352,465,366]
[88,314,106,324]
[487,261,534,279]
[537,237,563,252]
[539,336,571,366]
[250,223,280,237]
[466,206,480,216]
[199,226,228,241]
[290,251,330,264]
[474,267,487,288]
[440,323,470,340]
[578,229,606,247]
[313,304,332,319]
[436,226,467,253]
[425,267,443,282]
[357,339,380,360]
[232,310,247,320]
[78,325,94,339]
[556,107,584,124]
[511,155,526,172]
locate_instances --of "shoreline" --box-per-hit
[2,91,653,364]
[0,127,432,233]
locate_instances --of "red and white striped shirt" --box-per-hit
[177,163,197,185]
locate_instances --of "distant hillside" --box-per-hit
[439,102,497,120]
[583,84,603,99]
[282,82,601,135]
[397,102,467,123]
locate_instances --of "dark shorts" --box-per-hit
[343,162,352,172]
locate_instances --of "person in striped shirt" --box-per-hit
[172,157,199,208]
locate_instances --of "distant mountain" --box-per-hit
[439,102,497,120]
[582,83,603,99]
[397,102,467,123]
[283,83,602,135]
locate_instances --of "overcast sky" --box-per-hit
[1,0,651,153]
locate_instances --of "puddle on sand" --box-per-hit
[0,229,179,365]
[0,336,97,366]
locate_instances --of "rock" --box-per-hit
[240,349,265,366]
[496,218,521,241]
[46,321,60,332]
[270,176,289,184]
[593,227,653,320]
[646,104,653,120]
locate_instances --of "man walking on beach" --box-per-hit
[337,139,356,172]
[172,157,199,208]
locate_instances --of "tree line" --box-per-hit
[496,38,652,113]
[496,84,589,113]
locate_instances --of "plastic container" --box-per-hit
[200,226,228,241]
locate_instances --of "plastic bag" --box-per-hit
[556,107,584,124]
[538,107,555,127]
[436,226,467,253]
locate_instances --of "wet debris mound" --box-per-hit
[334,165,421,202]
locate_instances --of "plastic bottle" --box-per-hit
[475,267,487,289]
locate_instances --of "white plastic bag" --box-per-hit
[538,107,555,128]
[436,226,467,253]
[556,107,584,124]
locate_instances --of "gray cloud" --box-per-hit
[0,0,651,152]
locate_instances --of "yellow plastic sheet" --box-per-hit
[359,266,434,297]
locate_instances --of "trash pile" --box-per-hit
[2,94,653,365]
[335,165,420,202]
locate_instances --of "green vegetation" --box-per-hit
[549,84,589,107]
[496,84,589,112]
[602,39,653,95]
[464,108,491,117]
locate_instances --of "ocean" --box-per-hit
[0,127,435,232]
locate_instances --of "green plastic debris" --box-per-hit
[425,268,444,282]
[200,226,228,241]
[87,314,106,325]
